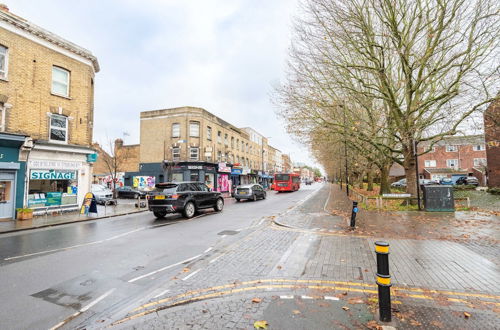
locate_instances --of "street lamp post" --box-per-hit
[342,104,349,196]
[413,139,422,210]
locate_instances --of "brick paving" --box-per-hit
[98,183,499,329]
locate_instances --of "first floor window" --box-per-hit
[473,158,486,167]
[52,66,70,97]
[473,144,485,151]
[172,123,180,137]
[49,114,68,142]
[424,160,436,167]
[217,131,222,143]
[172,147,180,160]
[207,126,212,140]
[189,122,200,137]
[446,159,459,168]
[446,145,458,152]
[190,147,199,160]
[217,151,222,162]
[0,45,8,79]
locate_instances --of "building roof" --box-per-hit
[0,7,99,72]
[419,134,484,147]
[424,168,468,174]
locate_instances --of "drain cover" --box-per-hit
[218,230,239,235]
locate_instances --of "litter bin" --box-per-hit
[421,185,454,212]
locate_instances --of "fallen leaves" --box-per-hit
[348,298,364,304]
[366,320,382,330]
[254,320,268,329]
[252,298,262,303]
[292,310,301,315]
[463,311,471,319]
[182,268,190,273]
[342,306,350,311]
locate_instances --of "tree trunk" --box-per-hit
[403,145,418,197]
[379,165,391,194]
[367,170,374,191]
[358,171,365,189]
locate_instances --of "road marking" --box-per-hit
[209,255,223,264]
[49,288,115,330]
[128,254,202,283]
[153,289,170,299]
[204,247,213,253]
[325,296,340,301]
[182,269,201,281]
[280,295,294,299]
[301,295,313,299]
[323,184,332,212]
[221,235,227,238]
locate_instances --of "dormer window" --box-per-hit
[52,66,70,97]
[49,114,68,143]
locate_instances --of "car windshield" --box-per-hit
[275,174,290,181]
[92,185,105,191]
[155,183,178,194]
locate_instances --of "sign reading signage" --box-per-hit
[30,170,76,180]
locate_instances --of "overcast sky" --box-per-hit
[9,0,318,167]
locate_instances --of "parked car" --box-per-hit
[116,186,146,199]
[91,184,113,205]
[391,179,407,187]
[147,182,223,219]
[455,176,479,186]
[305,179,313,185]
[234,184,266,202]
[439,178,454,185]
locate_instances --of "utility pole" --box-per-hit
[413,139,422,210]
[343,103,349,196]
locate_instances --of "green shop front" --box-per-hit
[0,133,26,220]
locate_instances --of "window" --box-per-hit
[189,147,199,160]
[241,141,244,151]
[172,123,180,137]
[0,45,8,79]
[246,143,249,153]
[49,114,68,142]
[473,158,487,167]
[446,159,459,168]
[52,66,70,97]
[172,147,180,161]
[207,126,212,140]
[225,152,229,161]
[189,122,200,137]
[424,160,436,168]
[446,145,458,152]
[224,134,228,145]
[426,146,435,153]
[217,151,222,162]
[236,139,240,150]
[231,137,234,148]
[217,131,222,143]
[473,144,485,151]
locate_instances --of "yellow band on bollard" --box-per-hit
[377,276,391,286]
[375,245,389,254]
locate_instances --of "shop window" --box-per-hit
[190,147,199,160]
[0,181,11,202]
[52,66,70,97]
[204,173,214,191]
[172,147,180,161]
[0,45,8,80]
[189,121,200,137]
[207,126,212,140]
[28,170,78,208]
[172,173,183,182]
[49,114,68,143]
[172,123,180,138]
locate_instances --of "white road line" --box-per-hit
[325,296,340,301]
[153,289,170,299]
[182,269,201,281]
[323,184,332,212]
[301,295,313,299]
[5,227,145,261]
[221,235,227,238]
[280,295,294,299]
[80,288,116,312]
[209,255,223,264]
[204,247,213,253]
[128,254,202,283]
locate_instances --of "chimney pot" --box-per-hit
[0,4,9,12]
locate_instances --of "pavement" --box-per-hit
[0,199,147,234]
[71,183,499,329]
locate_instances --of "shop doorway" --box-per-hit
[0,177,14,219]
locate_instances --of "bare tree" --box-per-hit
[97,139,134,198]
[275,0,499,196]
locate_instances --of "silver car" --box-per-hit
[234,184,267,202]
[91,184,114,205]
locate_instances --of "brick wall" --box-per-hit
[0,27,95,146]
[484,98,500,188]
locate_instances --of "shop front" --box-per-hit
[25,142,95,214]
[230,166,243,188]
[0,133,26,220]
[216,162,232,193]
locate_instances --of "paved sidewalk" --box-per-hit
[82,183,499,329]
[0,199,147,234]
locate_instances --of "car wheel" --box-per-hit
[183,202,196,218]
[253,194,257,201]
[153,211,166,219]
[263,192,266,199]
[235,198,240,202]
[134,193,139,199]
[214,198,224,212]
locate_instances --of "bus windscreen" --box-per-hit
[275,174,290,181]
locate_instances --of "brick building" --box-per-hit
[124,106,286,192]
[417,135,487,185]
[0,6,99,218]
[484,98,500,188]
[281,154,292,173]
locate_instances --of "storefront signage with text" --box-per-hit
[30,170,76,180]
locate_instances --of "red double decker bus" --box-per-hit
[274,173,301,192]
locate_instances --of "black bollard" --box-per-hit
[350,201,358,228]
[374,241,391,322]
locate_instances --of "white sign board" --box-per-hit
[382,193,411,198]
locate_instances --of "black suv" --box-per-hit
[147,182,224,219]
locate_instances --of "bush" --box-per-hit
[487,187,500,195]
[453,185,476,191]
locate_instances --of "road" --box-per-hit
[0,183,322,330]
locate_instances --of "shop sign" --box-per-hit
[87,153,98,163]
[241,167,250,175]
[231,168,242,175]
[188,165,203,170]
[218,162,231,173]
[46,192,63,205]
[29,160,83,170]
[30,170,76,180]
